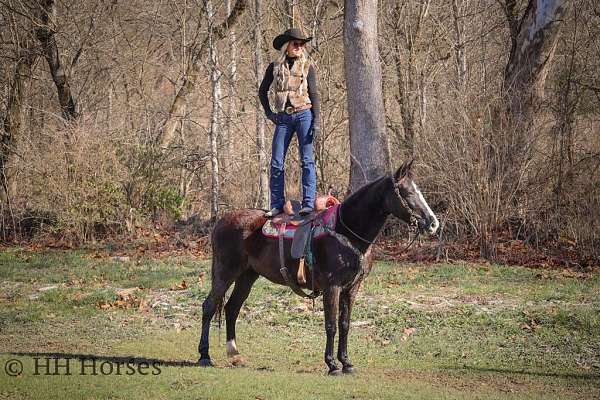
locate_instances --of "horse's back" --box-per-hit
[214,209,266,238]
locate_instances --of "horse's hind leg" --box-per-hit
[224,269,259,360]
[198,271,232,366]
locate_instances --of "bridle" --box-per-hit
[393,181,421,231]
[336,179,425,254]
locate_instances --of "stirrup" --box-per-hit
[299,206,313,216]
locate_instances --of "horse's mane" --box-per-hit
[342,175,392,205]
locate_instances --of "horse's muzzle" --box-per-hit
[419,215,439,235]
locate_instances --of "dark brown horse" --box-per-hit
[198,161,439,375]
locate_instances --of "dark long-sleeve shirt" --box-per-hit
[258,57,320,126]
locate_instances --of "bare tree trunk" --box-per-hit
[390,6,416,155]
[495,0,568,178]
[479,0,568,260]
[388,0,430,156]
[418,71,427,130]
[309,0,324,49]
[207,0,221,221]
[1,43,36,206]
[285,0,296,27]
[393,46,415,154]
[344,0,391,192]
[222,0,238,174]
[160,0,247,148]
[35,0,77,121]
[504,0,568,127]
[553,9,579,233]
[254,0,269,209]
[451,0,467,88]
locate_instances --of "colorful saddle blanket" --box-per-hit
[262,204,339,240]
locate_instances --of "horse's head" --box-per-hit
[383,160,439,235]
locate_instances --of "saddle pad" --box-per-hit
[262,204,339,240]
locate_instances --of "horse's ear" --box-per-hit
[394,160,413,182]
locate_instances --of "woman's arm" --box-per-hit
[259,63,275,117]
[307,64,321,128]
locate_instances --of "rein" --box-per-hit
[336,180,423,256]
[374,231,420,258]
[337,203,375,245]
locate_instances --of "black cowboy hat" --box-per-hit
[272,28,312,50]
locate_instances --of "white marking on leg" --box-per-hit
[412,182,439,235]
[226,339,239,357]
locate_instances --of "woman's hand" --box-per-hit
[311,123,321,140]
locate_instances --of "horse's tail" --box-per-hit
[212,257,224,330]
[210,237,225,339]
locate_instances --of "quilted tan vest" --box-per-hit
[272,58,311,112]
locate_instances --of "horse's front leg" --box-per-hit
[323,285,341,375]
[338,286,359,374]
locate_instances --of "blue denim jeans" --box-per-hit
[270,109,316,210]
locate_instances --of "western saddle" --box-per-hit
[267,196,339,299]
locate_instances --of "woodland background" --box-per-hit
[0,0,598,264]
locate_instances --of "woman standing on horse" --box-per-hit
[259,28,320,218]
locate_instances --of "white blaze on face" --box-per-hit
[411,181,439,235]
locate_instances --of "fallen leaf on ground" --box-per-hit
[171,280,188,290]
[401,327,416,341]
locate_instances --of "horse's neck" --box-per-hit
[337,178,389,253]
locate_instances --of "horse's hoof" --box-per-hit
[198,358,214,367]
[342,365,356,374]
[328,368,343,376]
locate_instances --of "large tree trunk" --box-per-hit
[35,0,77,121]
[254,0,269,209]
[344,0,390,192]
[159,0,247,148]
[480,0,568,260]
[497,0,568,180]
[503,0,568,127]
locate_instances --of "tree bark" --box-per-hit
[254,0,269,209]
[388,0,430,157]
[207,0,221,221]
[285,0,296,27]
[35,0,77,121]
[160,0,247,148]
[1,44,36,205]
[479,0,568,260]
[504,0,568,125]
[222,0,238,174]
[344,0,391,193]
[452,0,468,88]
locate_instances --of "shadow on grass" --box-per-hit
[1,351,200,368]
[447,364,600,381]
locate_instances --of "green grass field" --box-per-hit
[0,247,599,399]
